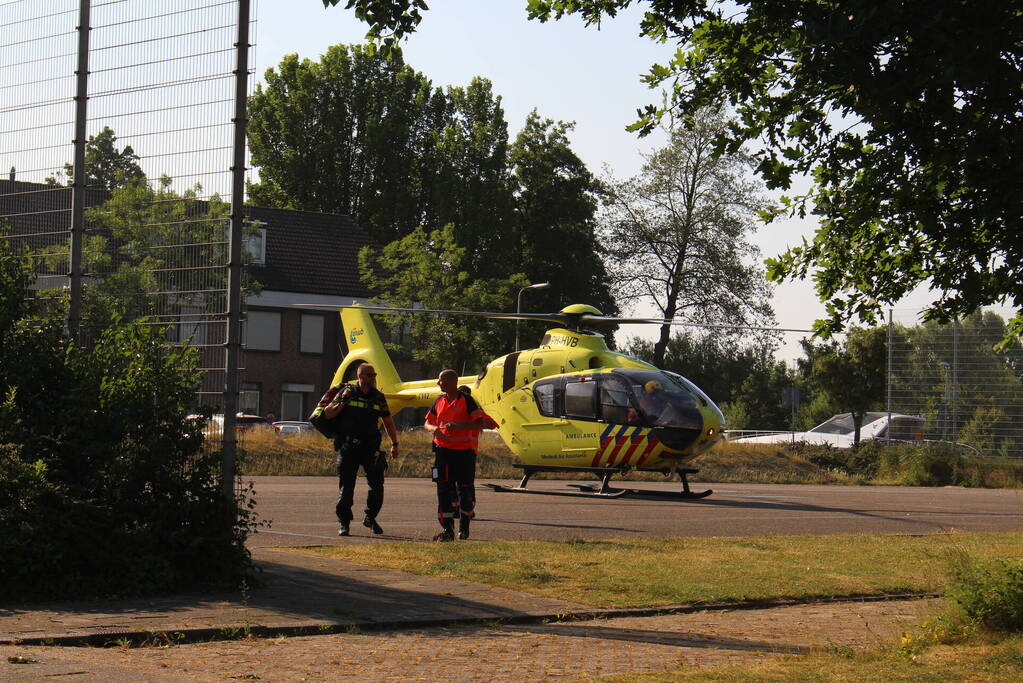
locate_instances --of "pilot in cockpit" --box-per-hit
[638,380,668,420]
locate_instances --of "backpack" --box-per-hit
[309,384,353,439]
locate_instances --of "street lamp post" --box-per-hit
[515,282,550,351]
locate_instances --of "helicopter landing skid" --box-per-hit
[567,467,712,499]
[485,465,629,498]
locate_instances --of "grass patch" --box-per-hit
[593,635,1023,681]
[288,532,1023,609]
[239,429,1023,489]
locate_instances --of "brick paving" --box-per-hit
[0,544,940,681]
[0,599,938,681]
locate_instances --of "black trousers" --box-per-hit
[335,440,385,524]
[432,445,476,524]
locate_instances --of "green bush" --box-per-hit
[0,245,255,600]
[948,555,1023,632]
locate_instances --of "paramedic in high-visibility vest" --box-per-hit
[424,369,496,541]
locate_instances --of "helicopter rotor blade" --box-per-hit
[571,313,813,333]
[292,304,814,333]
[293,303,572,325]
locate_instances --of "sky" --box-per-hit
[251,0,970,361]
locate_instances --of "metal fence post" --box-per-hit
[886,308,893,442]
[222,0,251,500]
[68,0,91,339]
[952,317,960,439]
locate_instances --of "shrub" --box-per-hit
[947,554,1023,632]
[0,246,255,600]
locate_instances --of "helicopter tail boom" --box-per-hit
[333,306,403,390]
[333,306,443,411]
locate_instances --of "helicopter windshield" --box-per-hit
[612,369,702,431]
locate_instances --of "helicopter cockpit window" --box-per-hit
[613,369,701,431]
[564,380,597,420]
[533,382,556,417]
[663,371,711,407]
[598,375,633,424]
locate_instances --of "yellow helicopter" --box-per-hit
[315,303,733,499]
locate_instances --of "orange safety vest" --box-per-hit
[426,393,493,450]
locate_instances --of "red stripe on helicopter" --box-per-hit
[591,424,617,467]
[634,435,661,468]
[617,428,647,466]
[603,425,631,466]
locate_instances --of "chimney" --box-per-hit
[8,167,13,182]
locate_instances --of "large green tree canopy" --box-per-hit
[323,0,1023,342]
[250,41,615,325]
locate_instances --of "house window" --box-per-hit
[244,310,280,351]
[245,226,266,265]
[300,313,324,354]
[239,382,260,415]
[173,303,207,345]
[281,392,304,421]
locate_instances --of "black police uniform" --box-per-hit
[321,383,391,526]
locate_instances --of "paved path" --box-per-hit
[249,477,1023,546]
[1,598,939,681]
[0,549,588,646]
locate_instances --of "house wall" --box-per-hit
[244,306,342,420]
[243,303,426,428]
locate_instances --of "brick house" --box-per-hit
[240,205,376,422]
[1,177,407,423]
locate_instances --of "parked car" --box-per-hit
[189,413,271,438]
[272,420,315,436]
[728,411,926,448]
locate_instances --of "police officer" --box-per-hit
[315,363,399,536]
[424,369,494,541]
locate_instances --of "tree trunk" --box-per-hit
[653,322,671,368]
[852,412,863,449]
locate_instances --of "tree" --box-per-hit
[248,45,518,251]
[888,310,1023,454]
[29,176,242,334]
[600,108,774,367]
[322,0,1023,344]
[429,77,513,271]
[45,126,145,189]
[801,327,887,447]
[248,45,445,244]
[507,112,616,340]
[358,224,529,372]
[0,243,254,599]
[625,329,791,429]
[250,42,614,328]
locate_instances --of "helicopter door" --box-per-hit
[521,378,565,459]
[559,377,601,465]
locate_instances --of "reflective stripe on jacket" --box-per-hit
[426,393,491,450]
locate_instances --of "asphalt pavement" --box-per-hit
[250,476,1023,546]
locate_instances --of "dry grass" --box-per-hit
[236,429,519,478]
[594,635,1023,681]
[292,531,1023,609]
[237,429,1023,489]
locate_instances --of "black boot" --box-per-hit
[458,516,470,540]
[433,520,454,542]
[363,514,383,535]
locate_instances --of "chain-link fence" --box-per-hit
[2,0,254,485]
[888,308,1023,458]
